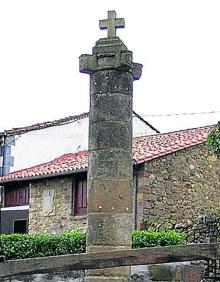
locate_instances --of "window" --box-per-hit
[5,185,29,207]
[74,174,87,216]
[14,219,27,233]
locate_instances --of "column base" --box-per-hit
[85,276,130,282]
[85,266,131,282]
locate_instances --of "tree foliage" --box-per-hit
[207,122,220,157]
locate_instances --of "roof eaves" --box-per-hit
[0,168,88,184]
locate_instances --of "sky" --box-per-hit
[0,0,219,133]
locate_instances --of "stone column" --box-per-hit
[79,11,142,282]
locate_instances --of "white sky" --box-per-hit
[0,0,219,133]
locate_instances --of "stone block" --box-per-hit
[87,178,132,213]
[89,120,132,150]
[87,213,132,246]
[86,277,130,282]
[181,265,204,282]
[148,264,174,281]
[91,70,133,95]
[86,266,130,278]
[88,149,132,180]
[92,37,127,56]
[90,92,132,123]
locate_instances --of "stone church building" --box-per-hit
[0,125,219,234]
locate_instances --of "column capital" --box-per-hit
[79,37,142,80]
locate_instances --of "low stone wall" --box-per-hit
[0,264,204,282]
[0,271,84,282]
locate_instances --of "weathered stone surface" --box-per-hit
[85,277,129,282]
[0,263,207,281]
[89,121,132,150]
[80,11,142,282]
[93,37,127,56]
[136,144,220,241]
[99,11,125,38]
[89,92,132,123]
[87,213,132,246]
[181,265,204,282]
[148,264,174,281]
[91,70,133,95]
[0,271,84,282]
[87,178,132,213]
[86,266,130,279]
[88,149,132,180]
[29,177,86,234]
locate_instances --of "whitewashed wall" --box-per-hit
[10,116,156,172]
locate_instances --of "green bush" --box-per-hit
[0,230,185,260]
[0,231,86,260]
[207,122,220,157]
[132,230,185,249]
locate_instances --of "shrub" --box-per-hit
[207,122,220,157]
[0,230,185,260]
[0,230,86,260]
[132,230,185,249]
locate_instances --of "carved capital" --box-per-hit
[132,63,143,80]
[115,51,133,71]
[79,39,142,79]
[79,54,97,74]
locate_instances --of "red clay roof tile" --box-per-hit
[0,125,213,182]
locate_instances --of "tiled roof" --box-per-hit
[1,151,89,182]
[0,111,159,136]
[0,125,213,183]
[133,125,212,164]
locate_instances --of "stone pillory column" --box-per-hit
[79,10,142,282]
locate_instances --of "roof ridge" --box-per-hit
[133,124,214,139]
[0,112,89,136]
[0,110,161,136]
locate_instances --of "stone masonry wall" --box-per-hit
[29,176,86,234]
[136,144,220,231]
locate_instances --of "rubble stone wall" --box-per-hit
[28,176,86,234]
[136,144,220,236]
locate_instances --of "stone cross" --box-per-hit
[99,10,125,37]
[80,11,142,282]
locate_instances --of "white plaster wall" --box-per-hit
[11,118,89,172]
[10,116,157,172]
[133,116,156,137]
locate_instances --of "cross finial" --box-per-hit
[99,10,125,38]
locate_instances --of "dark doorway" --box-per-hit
[13,219,27,233]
